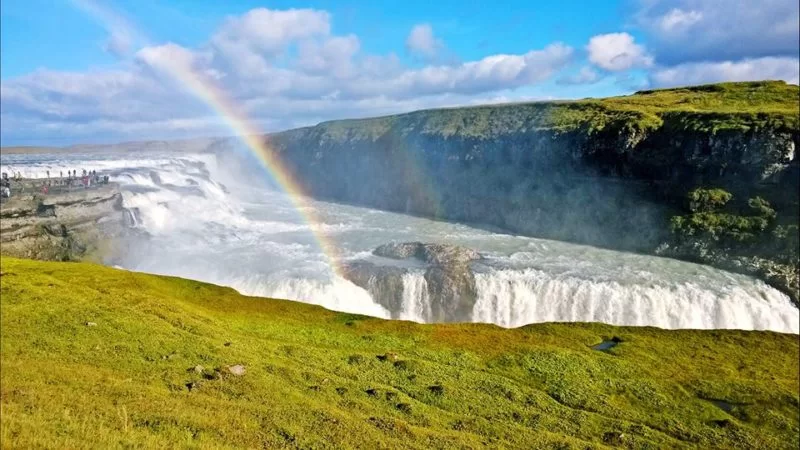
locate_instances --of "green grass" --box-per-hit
[1,257,799,449]
[281,80,798,141]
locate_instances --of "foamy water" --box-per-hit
[2,151,798,333]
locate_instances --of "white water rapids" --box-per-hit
[2,151,798,333]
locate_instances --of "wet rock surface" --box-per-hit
[340,262,407,313]
[343,242,481,322]
[373,242,481,266]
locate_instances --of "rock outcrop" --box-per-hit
[342,242,481,322]
[0,184,128,261]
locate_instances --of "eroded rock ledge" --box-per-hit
[342,242,481,322]
[0,185,128,261]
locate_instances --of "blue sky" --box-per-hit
[1,0,798,145]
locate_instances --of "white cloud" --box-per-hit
[212,8,330,54]
[345,44,573,99]
[297,35,360,78]
[557,66,601,85]
[137,43,200,73]
[650,57,800,87]
[587,32,653,71]
[210,8,331,76]
[657,8,702,32]
[1,8,575,144]
[635,0,799,64]
[405,24,444,60]
[102,31,132,56]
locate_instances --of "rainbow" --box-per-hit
[70,0,344,275]
[164,65,345,275]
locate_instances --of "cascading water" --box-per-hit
[2,150,798,333]
[471,268,798,331]
[399,273,430,323]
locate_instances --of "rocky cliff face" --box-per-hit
[265,112,797,254]
[0,185,128,261]
[249,82,800,300]
[342,242,482,322]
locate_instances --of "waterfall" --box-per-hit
[472,268,799,332]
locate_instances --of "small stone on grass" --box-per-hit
[227,364,246,376]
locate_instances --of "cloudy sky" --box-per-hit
[1,0,798,146]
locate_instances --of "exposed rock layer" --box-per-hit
[342,242,482,322]
[0,184,127,261]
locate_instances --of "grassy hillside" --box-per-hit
[288,81,799,140]
[1,257,798,449]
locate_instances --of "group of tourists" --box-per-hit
[0,169,110,199]
[0,172,11,199]
[50,169,109,189]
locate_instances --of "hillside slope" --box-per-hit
[1,257,798,449]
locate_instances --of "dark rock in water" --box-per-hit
[343,242,482,322]
[373,242,480,265]
[425,265,477,322]
[373,242,422,259]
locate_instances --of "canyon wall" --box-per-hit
[257,81,800,300]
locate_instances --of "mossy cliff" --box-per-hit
[259,81,799,300]
[1,257,798,448]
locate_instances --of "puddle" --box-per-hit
[708,399,735,413]
[592,337,622,351]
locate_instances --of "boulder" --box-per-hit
[425,265,477,322]
[373,242,480,265]
[343,242,482,322]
